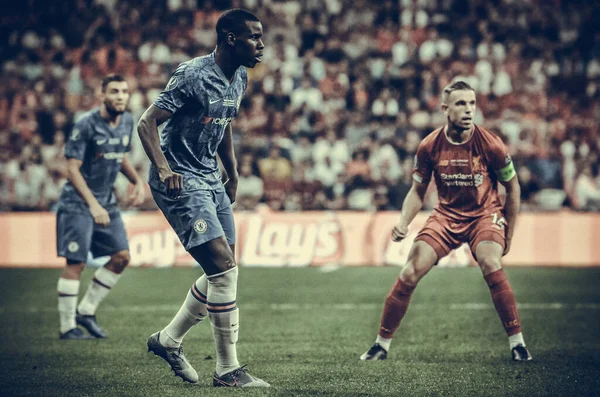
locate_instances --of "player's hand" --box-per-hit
[90,203,110,227]
[129,182,146,206]
[224,175,238,204]
[503,238,512,256]
[159,168,183,199]
[391,223,409,242]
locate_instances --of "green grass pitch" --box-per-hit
[0,266,599,396]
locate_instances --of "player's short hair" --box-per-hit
[216,9,260,45]
[441,81,475,104]
[101,74,126,92]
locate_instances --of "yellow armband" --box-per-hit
[497,161,516,182]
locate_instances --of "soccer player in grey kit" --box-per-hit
[137,9,269,387]
[56,74,145,340]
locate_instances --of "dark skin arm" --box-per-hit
[137,104,183,198]
[217,123,238,203]
[499,175,521,255]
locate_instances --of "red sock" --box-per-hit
[484,269,521,336]
[379,277,416,339]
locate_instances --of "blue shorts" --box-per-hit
[56,208,129,262]
[151,187,236,251]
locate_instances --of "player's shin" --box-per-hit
[160,274,208,348]
[378,277,416,350]
[207,267,240,376]
[58,278,80,334]
[77,267,122,316]
[484,269,524,345]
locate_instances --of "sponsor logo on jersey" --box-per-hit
[68,241,79,252]
[440,172,485,187]
[438,159,449,166]
[200,116,235,125]
[97,152,126,160]
[440,173,474,187]
[223,99,236,107]
[194,219,208,234]
[209,98,221,104]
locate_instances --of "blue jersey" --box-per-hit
[149,52,248,192]
[58,109,134,213]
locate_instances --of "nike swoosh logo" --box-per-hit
[209,99,221,104]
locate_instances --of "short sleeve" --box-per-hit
[412,141,433,184]
[488,137,516,182]
[64,120,92,161]
[153,63,200,113]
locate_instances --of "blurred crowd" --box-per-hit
[1,0,599,212]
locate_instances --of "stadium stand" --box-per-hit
[1,0,599,212]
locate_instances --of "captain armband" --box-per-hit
[496,161,516,182]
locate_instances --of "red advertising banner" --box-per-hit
[0,210,598,268]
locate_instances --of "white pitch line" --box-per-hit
[0,302,598,314]
[318,265,341,273]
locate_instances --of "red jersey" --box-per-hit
[413,125,515,221]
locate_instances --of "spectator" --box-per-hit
[236,163,264,211]
[1,0,598,212]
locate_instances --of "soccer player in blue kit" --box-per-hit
[137,9,269,387]
[56,74,145,340]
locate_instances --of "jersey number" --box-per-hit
[491,213,507,230]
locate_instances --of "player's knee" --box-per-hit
[110,250,131,271]
[400,264,421,285]
[65,260,85,276]
[478,255,502,275]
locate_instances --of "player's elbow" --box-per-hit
[136,115,152,137]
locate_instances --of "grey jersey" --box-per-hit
[149,52,248,192]
[59,109,134,212]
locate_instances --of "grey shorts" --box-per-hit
[56,208,129,262]
[151,187,236,251]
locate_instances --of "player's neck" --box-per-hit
[100,105,120,128]
[214,47,239,82]
[445,124,474,145]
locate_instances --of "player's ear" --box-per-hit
[441,103,448,114]
[227,32,236,47]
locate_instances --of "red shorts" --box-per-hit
[415,211,506,260]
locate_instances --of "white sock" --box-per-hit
[58,278,80,334]
[160,275,208,348]
[77,267,121,316]
[508,332,525,349]
[376,335,392,352]
[207,267,240,376]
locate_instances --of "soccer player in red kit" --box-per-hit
[360,81,532,362]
